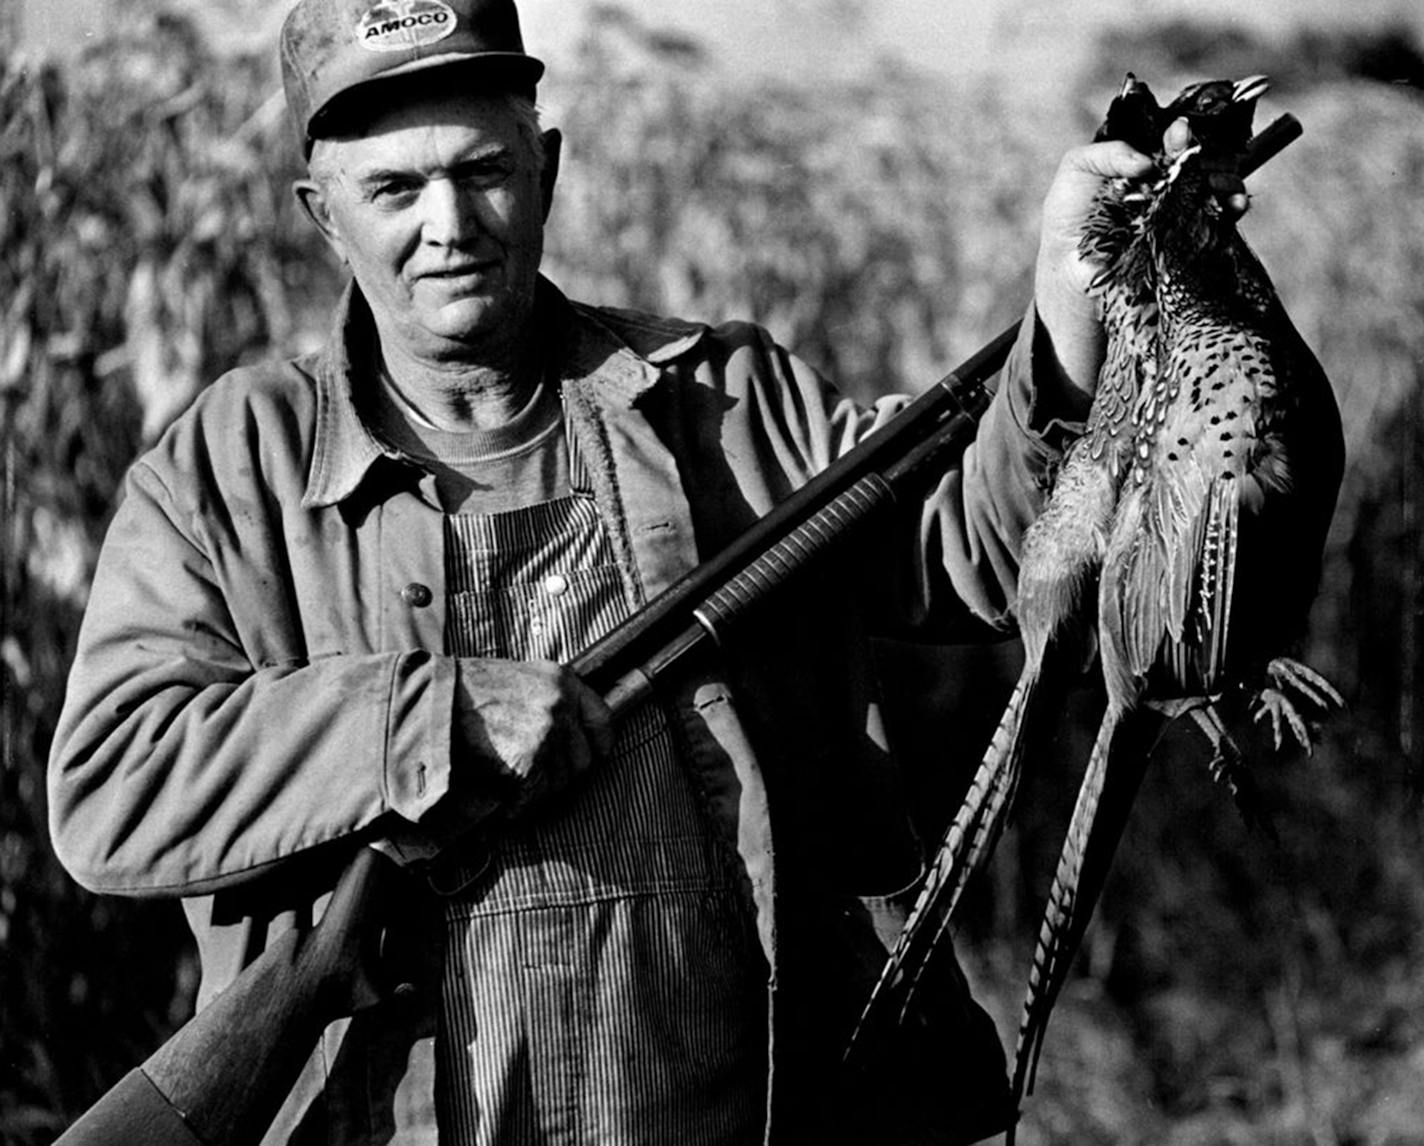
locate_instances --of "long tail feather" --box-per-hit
[895,669,1040,1012]
[1011,708,1156,1106]
[845,661,1043,1061]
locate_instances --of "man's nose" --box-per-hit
[419,179,482,246]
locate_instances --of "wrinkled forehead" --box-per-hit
[311,111,529,189]
[313,92,534,177]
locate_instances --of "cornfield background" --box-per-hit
[3,3,1424,1143]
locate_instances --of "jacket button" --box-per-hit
[401,583,433,608]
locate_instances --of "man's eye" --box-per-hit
[371,181,419,203]
[458,162,512,188]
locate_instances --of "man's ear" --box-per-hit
[539,128,562,223]
[293,177,348,264]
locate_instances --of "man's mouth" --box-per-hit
[420,261,497,283]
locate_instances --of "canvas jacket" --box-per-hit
[49,277,1083,1144]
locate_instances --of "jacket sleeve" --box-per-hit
[46,455,456,898]
[901,302,1089,633]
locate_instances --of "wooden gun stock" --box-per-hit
[57,113,1302,1145]
[56,849,408,1146]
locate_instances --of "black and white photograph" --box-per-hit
[2,0,1422,1142]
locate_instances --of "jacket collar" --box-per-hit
[301,276,706,510]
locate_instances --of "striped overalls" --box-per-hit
[433,419,767,1144]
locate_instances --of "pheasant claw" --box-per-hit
[1265,656,1344,712]
[1251,688,1311,753]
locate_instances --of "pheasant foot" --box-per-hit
[1252,657,1344,752]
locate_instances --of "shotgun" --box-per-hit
[57,113,1302,1146]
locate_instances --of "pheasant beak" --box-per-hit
[1232,74,1270,103]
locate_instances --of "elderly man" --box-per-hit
[48,0,1178,1142]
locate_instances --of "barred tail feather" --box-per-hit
[845,664,1041,1060]
[1011,708,1155,1104]
[895,668,1042,1011]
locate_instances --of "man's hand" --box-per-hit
[1034,118,1253,404]
[1033,138,1157,399]
[454,657,614,818]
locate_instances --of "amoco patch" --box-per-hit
[357,0,458,52]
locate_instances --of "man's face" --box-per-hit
[299,91,557,360]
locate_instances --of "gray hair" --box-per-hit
[504,93,546,171]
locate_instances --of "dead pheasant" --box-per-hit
[845,73,1172,1058]
[845,76,1342,1121]
[1013,74,1344,1106]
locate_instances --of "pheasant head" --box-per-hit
[1146,75,1273,318]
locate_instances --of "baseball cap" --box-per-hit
[280,0,545,153]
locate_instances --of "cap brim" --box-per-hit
[308,51,545,141]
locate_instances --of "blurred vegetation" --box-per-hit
[3,4,1423,1143]
[1091,17,1424,100]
